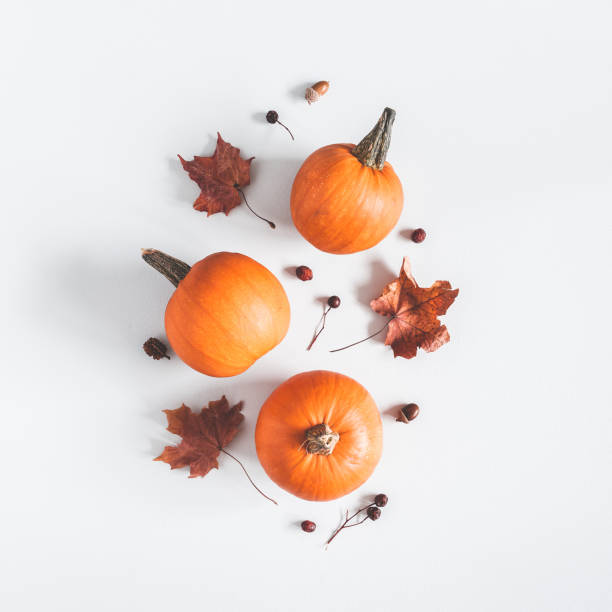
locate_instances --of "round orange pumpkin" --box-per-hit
[290,107,403,254]
[255,370,383,501]
[142,249,290,377]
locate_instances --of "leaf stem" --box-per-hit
[235,186,276,229]
[220,449,278,505]
[329,319,393,353]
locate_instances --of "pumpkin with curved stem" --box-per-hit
[255,370,383,501]
[290,107,403,254]
[142,249,290,377]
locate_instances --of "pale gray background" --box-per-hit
[1,1,611,610]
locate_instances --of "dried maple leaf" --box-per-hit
[370,257,459,359]
[178,133,252,217]
[178,133,274,227]
[154,396,277,503]
[331,257,458,359]
[155,396,244,478]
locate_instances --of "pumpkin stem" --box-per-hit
[351,107,396,170]
[141,249,191,287]
[304,423,340,456]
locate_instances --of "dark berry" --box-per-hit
[301,520,316,533]
[143,337,170,360]
[411,228,426,243]
[296,265,313,281]
[266,110,279,124]
[374,493,388,507]
[327,295,341,308]
[367,506,381,521]
[397,403,419,423]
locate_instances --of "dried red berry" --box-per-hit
[327,295,341,308]
[411,228,426,243]
[397,403,419,423]
[367,506,381,521]
[301,520,316,533]
[374,493,388,507]
[296,265,313,281]
[143,337,170,360]
[265,110,294,140]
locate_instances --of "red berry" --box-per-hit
[411,228,426,243]
[374,493,388,507]
[367,506,381,521]
[327,295,341,308]
[296,265,313,281]
[301,520,316,533]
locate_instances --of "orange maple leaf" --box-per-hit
[370,257,459,359]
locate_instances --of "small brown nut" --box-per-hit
[143,337,170,360]
[397,403,419,423]
[305,80,330,104]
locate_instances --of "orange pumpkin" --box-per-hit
[142,249,290,377]
[290,107,403,254]
[255,370,383,501]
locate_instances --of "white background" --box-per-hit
[1,1,611,610]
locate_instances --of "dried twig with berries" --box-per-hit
[326,494,388,547]
[307,296,341,350]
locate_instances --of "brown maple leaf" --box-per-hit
[370,257,459,359]
[154,396,277,503]
[155,396,244,478]
[178,132,253,217]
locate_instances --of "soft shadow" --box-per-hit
[356,259,395,307]
[399,227,417,240]
[37,249,165,351]
[354,259,396,338]
[283,265,297,278]
[289,82,311,101]
[383,403,404,421]
[252,111,268,123]
[247,158,303,229]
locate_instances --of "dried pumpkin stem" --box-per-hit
[351,107,396,170]
[220,449,278,505]
[141,249,191,287]
[304,423,339,455]
[329,318,393,353]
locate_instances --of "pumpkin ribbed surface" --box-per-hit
[255,370,383,501]
[165,252,290,377]
[290,143,403,254]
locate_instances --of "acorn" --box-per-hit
[305,81,330,104]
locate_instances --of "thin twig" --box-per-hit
[307,306,330,350]
[325,503,375,546]
[329,319,393,353]
[220,449,278,505]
